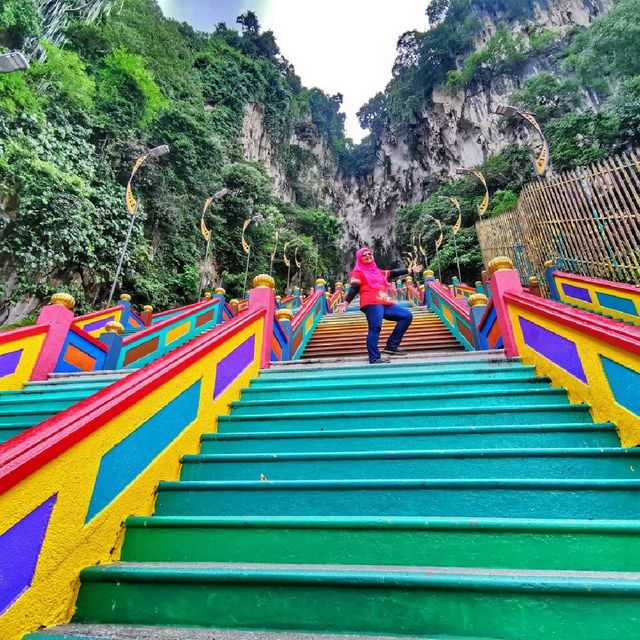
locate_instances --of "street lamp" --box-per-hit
[107,145,170,306]
[198,188,228,300]
[494,104,550,177]
[0,52,29,73]
[423,215,444,282]
[438,196,463,281]
[456,168,490,218]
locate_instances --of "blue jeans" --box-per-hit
[362,304,413,362]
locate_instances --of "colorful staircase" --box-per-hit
[302,307,462,359]
[28,351,640,640]
[0,370,134,444]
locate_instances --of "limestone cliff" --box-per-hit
[240,0,613,260]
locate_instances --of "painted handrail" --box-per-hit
[453,283,475,299]
[475,299,503,350]
[547,268,640,326]
[327,289,344,313]
[72,303,143,337]
[406,282,424,306]
[0,308,265,640]
[426,280,474,351]
[0,324,50,391]
[151,300,212,325]
[503,290,640,446]
[290,290,326,360]
[117,299,222,369]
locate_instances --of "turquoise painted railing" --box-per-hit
[117,299,223,369]
[425,279,475,351]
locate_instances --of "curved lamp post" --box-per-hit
[0,51,29,73]
[495,104,550,178]
[457,168,490,218]
[438,196,463,281]
[107,144,170,306]
[198,188,228,300]
[269,230,280,277]
[423,215,444,282]
[241,215,262,298]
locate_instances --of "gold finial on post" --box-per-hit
[544,260,555,268]
[253,274,276,289]
[468,293,489,307]
[51,293,75,309]
[315,278,327,286]
[105,321,125,335]
[214,287,226,295]
[119,293,132,302]
[487,256,514,274]
[424,270,434,278]
[203,292,212,299]
[143,305,153,313]
[275,308,294,322]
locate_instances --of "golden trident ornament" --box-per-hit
[473,171,490,216]
[438,196,463,281]
[283,240,293,292]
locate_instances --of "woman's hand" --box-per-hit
[411,264,424,275]
[335,302,348,314]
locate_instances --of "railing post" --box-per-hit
[275,308,293,360]
[468,293,489,350]
[229,299,240,317]
[475,280,485,294]
[528,276,542,297]
[30,293,76,381]
[140,305,153,327]
[544,260,560,301]
[423,270,435,308]
[275,295,282,309]
[249,274,276,369]
[99,321,124,370]
[488,257,523,358]
[118,293,134,327]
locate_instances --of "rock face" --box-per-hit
[240,0,613,260]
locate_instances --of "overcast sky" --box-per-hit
[157,0,428,141]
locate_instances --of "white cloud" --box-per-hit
[259,0,427,141]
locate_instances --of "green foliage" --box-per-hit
[0,0,343,317]
[510,72,580,124]
[395,144,533,281]
[445,26,528,93]
[0,0,41,48]
[96,46,168,129]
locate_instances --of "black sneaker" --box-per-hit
[383,347,408,356]
[370,356,391,364]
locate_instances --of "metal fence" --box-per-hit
[476,149,640,287]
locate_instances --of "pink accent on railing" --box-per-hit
[406,283,423,304]
[554,270,640,295]
[504,291,640,355]
[489,269,524,358]
[291,291,323,333]
[428,281,471,319]
[71,306,123,327]
[30,305,76,381]
[122,299,218,346]
[248,287,276,369]
[327,290,343,310]
[0,323,48,344]
[0,308,265,494]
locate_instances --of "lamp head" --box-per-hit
[214,188,228,200]
[147,144,170,158]
[494,104,519,118]
[456,168,470,176]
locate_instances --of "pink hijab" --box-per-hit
[350,247,387,291]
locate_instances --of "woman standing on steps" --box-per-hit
[335,247,423,364]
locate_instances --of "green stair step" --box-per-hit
[0,413,57,429]
[72,563,640,639]
[0,389,96,405]
[154,479,640,520]
[260,358,520,380]
[200,423,620,454]
[180,448,640,482]
[230,388,570,416]
[122,515,640,572]
[0,399,78,415]
[20,381,115,394]
[241,376,550,401]
[217,404,593,432]
[0,427,27,443]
